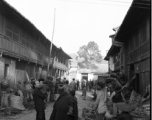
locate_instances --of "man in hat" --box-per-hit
[44,76,53,103]
[49,87,78,120]
[70,78,76,91]
[33,84,48,120]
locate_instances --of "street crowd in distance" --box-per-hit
[1,73,150,120]
[24,72,150,120]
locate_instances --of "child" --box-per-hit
[24,81,33,101]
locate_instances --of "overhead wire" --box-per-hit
[98,0,150,6]
[98,0,133,4]
[60,0,131,7]
[59,0,150,9]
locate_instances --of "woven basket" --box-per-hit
[82,107,93,117]
[84,113,96,120]
[142,104,150,115]
[82,107,96,120]
[131,116,150,120]
[85,117,94,120]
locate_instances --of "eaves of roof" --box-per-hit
[60,48,72,59]
[0,0,48,41]
[105,44,121,58]
[1,0,71,59]
[114,0,150,41]
[109,34,115,38]
[104,56,109,61]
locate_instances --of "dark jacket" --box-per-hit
[33,88,46,110]
[50,92,78,120]
[31,81,35,89]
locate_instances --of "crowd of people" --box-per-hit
[86,74,150,120]
[1,74,149,120]
[30,77,96,120]
[28,77,78,120]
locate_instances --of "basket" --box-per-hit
[142,104,150,115]
[131,116,150,120]
[130,111,150,119]
[82,107,96,120]
[10,95,25,110]
[85,117,94,120]
[1,81,9,90]
[84,112,96,120]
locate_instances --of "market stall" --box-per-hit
[0,73,35,117]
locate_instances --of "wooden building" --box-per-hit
[105,0,150,95]
[105,33,123,74]
[0,0,71,86]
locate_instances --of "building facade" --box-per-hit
[105,0,150,95]
[0,0,71,87]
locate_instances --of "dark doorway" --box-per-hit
[4,64,9,78]
[130,64,135,79]
[133,73,140,93]
[82,76,88,81]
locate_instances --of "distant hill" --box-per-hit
[68,53,78,59]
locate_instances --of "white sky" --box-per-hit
[5,0,133,57]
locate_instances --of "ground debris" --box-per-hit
[1,107,22,116]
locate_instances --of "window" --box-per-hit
[4,64,9,78]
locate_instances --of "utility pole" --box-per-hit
[47,8,56,76]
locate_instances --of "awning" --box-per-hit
[114,0,150,41]
[106,45,121,57]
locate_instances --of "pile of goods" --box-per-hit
[1,107,22,116]
[23,101,35,110]
[82,107,96,120]
[1,80,9,91]
[130,104,150,118]
[129,91,142,108]
[106,99,113,114]
[129,87,150,119]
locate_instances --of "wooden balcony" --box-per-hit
[53,60,68,71]
[0,36,51,66]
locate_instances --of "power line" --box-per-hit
[60,0,150,6]
[60,0,150,9]
[98,0,132,4]
[98,0,150,6]
[60,0,132,4]
[60,0,131,7]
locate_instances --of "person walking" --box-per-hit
[69,90,78,120]
[57,77,64,95]
[58,80,70,94]
[81,79,87,99]
[33,84,48,120]
[93,82,108,120]
[24,81,33,102]
[88,80,92,91]
[70,78,76,91]
[49,89,78,120]
[54,77,59,100]
[44,76,53,103]
[31,77,36,89]
[77,80,80,90]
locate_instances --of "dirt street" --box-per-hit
[2,91,93,120]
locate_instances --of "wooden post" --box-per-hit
[47,8,56,76]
